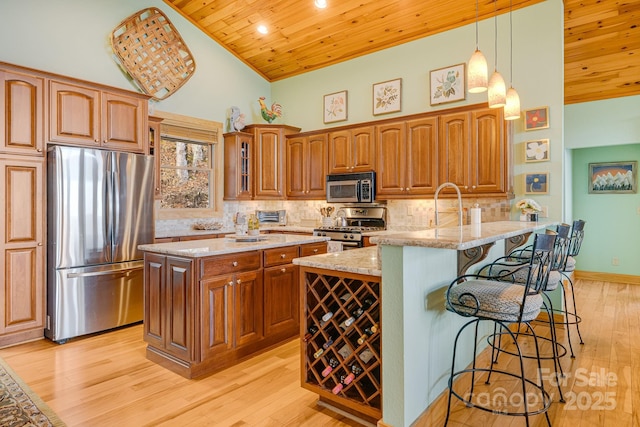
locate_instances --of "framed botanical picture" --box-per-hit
[588,161,637,194]
[523,106,550,131]
[372,78,402,115]
[430,63,465,106]
[524,172,549,194]
[524,139,550,162]
[323,90,348,123]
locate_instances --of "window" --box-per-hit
[154,111,223,219]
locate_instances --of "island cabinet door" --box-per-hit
[233,270,264,348]
[143,253,166,349]
[200,275,234,360]
[164,257,195,362]
[263,264,299,338]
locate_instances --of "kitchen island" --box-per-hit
[369,220,557,427]
[138,233,329,378]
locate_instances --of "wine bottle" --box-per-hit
[362,297,375,310]
[313,348,324,359]
[343,363,364,385]
[339,316,355,330]
[332,383,343,394]
[321,358,339,377]
[303,324,319,342]
[351,305,365,319]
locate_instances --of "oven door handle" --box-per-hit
[341,241,360,247]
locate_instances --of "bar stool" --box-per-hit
[486,224,572,403]
[444,232,556,427]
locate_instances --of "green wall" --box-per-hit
[565,95,640,275]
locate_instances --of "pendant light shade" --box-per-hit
[504,86,521,120]
[468,49,488,93]
[488,70,506,108]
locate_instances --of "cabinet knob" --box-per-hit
[281,268,286,273]
[236,279,242,284]
[37,242,43,246]
[232,261,238,267]
[95,139,99,142]
[313,249,318,253]
[228,281,234,287]
[472,185,476,190]
[155,187,160,191]
[280,254,286,259]
[37,148,43,152]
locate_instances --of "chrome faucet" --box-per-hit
[434,182,463,227]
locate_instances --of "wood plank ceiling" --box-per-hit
[163,0,640,105]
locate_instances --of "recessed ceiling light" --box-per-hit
[257,25,268,34]
[314,0,327,8]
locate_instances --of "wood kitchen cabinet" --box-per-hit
[245,124,301,199]
[142,239,327,378]
[375,117,438,198]
[224,131,253,200]
[144,254,196,363]
[328,126,375,174]
[438,106,507,196]
[49,80,148,153]
[0,69,45,156]
[0,155,45,346]
[285,133,328,199]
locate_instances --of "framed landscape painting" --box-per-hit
[588,161,637,194]
[323,90,348,123]
[524,172,549,194]
[429,63,465,106]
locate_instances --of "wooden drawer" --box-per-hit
[264,246,300,267]
[300,242,327,257]
[200,251,261,278]
[179,234,221,241]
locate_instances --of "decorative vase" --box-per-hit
[519,213,529,222]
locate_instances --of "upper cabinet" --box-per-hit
[49,80,147,153]
[286,133,328,199]
[375,117,438,198]
[224,131,253,200]
[328,125,375,174]
[0,69,45,156]
[224,124,300,200]
[438,107,507,196]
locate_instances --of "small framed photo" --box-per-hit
[588,161,637,194]
[430,63,465,106]
[373,78,402,115]
[524,172,549,194]
[323,90,348,124]
[524,106,549,131]
[524,139,550,163]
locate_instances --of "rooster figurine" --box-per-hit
[258,96,282,123]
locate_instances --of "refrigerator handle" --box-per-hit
[108,164,119,256]
[67,268,139,279]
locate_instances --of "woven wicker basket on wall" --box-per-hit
[111,8,196,101]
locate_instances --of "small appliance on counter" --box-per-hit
[256,209,287,226]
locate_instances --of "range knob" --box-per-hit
[343,233,348,239]
[349,234,355,239]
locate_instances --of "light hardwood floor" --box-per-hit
[0,279,638,426]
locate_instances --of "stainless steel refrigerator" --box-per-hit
[45,145,154,343]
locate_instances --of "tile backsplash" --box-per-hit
[156,198,512,233]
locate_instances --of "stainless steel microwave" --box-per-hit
[326,171,375,203]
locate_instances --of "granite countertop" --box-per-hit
[370,220,559,250]
[139,234,329,257]
[293,246,381,277]
[155,224,317,239]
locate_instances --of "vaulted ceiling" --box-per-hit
[163,0,640,105]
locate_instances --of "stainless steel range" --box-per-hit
[313,206,386,249]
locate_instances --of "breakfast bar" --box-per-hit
[370,220,557,427]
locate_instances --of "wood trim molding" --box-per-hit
[574,270,640,285]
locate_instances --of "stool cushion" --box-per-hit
[479,263,560,291]
[447,280,543,322]
[563,256,576,272]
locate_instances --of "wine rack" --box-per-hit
[301,268,381,420]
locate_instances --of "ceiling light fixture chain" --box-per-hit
[504,0,521,120]
[467,0,488,93]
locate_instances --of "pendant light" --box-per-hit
[504,0,521,120]
[488,0,506,108]
[467,0,488,93]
